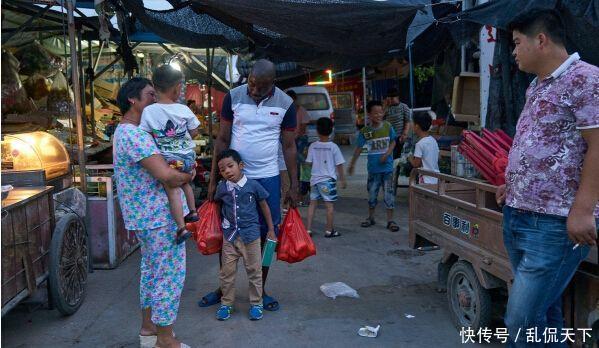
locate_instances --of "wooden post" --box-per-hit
[206,48,214,146]
[77,28,87,136]
[66,0,86,192]
[88,39,96,137]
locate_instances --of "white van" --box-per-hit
[285,86,334,142]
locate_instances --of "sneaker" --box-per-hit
[249,304,263,320]
[216,305,233,321]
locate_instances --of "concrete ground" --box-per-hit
[2,146,500,347]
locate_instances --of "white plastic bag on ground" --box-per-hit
[320,282,359,299]
[358,325,380,338]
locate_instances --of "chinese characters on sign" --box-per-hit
[443,212,471,236]
[460,327,592,344]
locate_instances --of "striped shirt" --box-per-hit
[385,102,411,136]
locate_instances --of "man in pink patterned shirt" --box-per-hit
[496,10,598,347]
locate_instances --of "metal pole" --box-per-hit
[206,48,214,145]
[77,28,87,136]
[362,67,367,125]
[93,40,105,71]
[408,43,415,109]
[88,39,96,137]
[66,0,87,192]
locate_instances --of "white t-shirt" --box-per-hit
[306,141,345,186]
[414,135,440,184]
[139,103,201,156]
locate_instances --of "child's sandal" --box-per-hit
[361,218,375,228]
[176,227,193,244]
[387,221,400,232]
[325,230,341,238]
[184,212,199,223]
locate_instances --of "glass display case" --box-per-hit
[1,131,70,180]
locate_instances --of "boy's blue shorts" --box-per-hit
[310,179,338,202]
[164,152,196,173]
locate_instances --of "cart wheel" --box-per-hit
[49,213,88,316]
[447,261,492,331]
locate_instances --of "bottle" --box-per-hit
[262,238,277,267]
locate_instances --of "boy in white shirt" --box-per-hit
[409,111,440,184]
[305,117,346,238]
[139,65,201,244]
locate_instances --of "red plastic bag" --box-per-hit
[187,201,223,255]
[277,208,316,263]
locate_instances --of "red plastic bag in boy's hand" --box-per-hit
[277,208,316,263]
[188,201,223,255]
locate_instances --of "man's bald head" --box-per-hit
[250,59,276,81]
[248,59,276,102]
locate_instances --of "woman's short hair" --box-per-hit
[153,65,183,93]
[116,77,152,114]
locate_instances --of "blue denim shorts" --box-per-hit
[367,171,394,209]
[164,152,196,173]
[310,179,338,202]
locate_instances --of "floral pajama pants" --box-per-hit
[136,221,186,326]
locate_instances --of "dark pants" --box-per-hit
[393,136,404,159]
[502,205,593,347]
[256,175,281,238]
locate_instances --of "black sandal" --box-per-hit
[325,230,341,238]
[176,227,193,244]
[387,221,400,232]
[361,218,375,228]
[184,212,199,223]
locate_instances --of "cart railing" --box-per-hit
[409,168,502,220]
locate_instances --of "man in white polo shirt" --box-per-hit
[199,59,298,312]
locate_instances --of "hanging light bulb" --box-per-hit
[169,60,181,71]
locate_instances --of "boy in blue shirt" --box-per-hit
[348,100,399,232]
[214,149,276,321]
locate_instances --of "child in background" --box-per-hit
[348,100,399,232]
[298,163,312,206]
[139,65,200,244]
[305,117,346,238]
[409,111,440,184]
[214,149,276,321]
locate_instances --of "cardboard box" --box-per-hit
[451,73,480,124]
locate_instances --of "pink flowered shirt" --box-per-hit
[113,123,188,230]
[505,53,599,217]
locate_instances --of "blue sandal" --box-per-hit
[262,295,280,311]
[198,291,221,307]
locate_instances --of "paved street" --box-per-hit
[2,146,498,347]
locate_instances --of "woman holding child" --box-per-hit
[114,78,192,348]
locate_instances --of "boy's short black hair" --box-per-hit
[413,111,432,132]
[508,9,565,46]
[217,149,242,164]
[316,117,333,136]
[152,65,183,93]
[116,77,152,114]
[366,100,383,113]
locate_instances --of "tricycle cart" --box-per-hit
[409,169,598,344]
[1,186,89,316]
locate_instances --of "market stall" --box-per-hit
[1,131,88,316]
[1,0,93,316]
